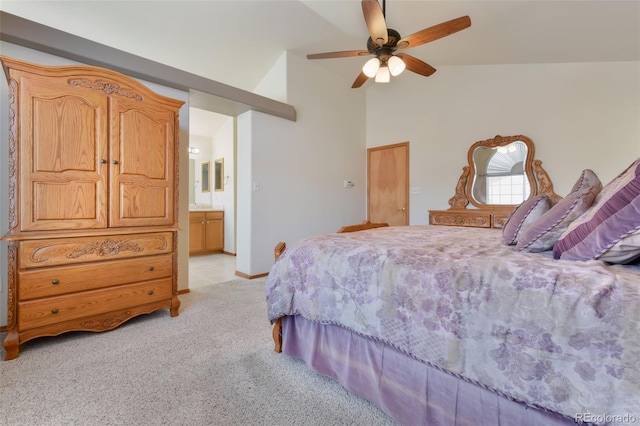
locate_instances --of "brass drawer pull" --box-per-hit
[147,290,154,295]
[51,279,59,285]
[51,308,59,314]
[148,266,154,271]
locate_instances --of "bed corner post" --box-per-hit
[272,242,286,353]
[272,317,283,353]
[274,241,286,260]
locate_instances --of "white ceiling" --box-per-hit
[2,0,639,95]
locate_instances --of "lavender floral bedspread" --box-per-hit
[265,225,640,421]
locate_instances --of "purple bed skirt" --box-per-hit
[281,315,575,426]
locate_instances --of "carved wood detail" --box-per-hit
[6,243,17,329]
[431,213,490,227]
[80,311,133,330]
[65,239,144,259]
[533,159,562,203]
[68,78,144,101]
[448,166,470,208]
[7,78,17,230]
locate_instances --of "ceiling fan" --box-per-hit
[307,0,471,88]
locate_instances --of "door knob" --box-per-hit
[399,207,406,211]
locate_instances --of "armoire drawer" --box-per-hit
[18,254,173,301]
[18,278,173,331]
[18,232,174,269]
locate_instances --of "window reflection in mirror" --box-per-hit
[472,141,530,205]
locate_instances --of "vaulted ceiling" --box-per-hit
[2,1,638,94]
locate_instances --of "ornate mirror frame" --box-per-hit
[431,134,561,229]
[466,134,536,209]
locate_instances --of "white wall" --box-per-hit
[211,116,236,254]
[366,61,640,224]
[236,51,367,276]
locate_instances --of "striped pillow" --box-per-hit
[553,158,640,262]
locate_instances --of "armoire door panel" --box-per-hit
[19,71,108,231]
[118,109,169,179]
[33,97,98,172]
[33,181,98,221]
[109,97,175,227]
[119,184,168,219]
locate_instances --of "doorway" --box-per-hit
[367,142,410,226]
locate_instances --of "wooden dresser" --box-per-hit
[1,56,184,360]
[429,135,561,230]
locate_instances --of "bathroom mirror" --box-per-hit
[214,158,224,192]
[201,161,210,192]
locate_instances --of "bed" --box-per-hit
[266,224,640,425]
[265,136,640,425]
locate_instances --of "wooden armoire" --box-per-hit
[1,56,184,360]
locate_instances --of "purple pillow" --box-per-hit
[501,195,551,245]
[516,172,602,253]
[570,169,601,193]
[553,158,640,261]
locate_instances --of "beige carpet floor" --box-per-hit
[0,279,398,426]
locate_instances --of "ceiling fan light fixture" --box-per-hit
[374,65,390,83]
[388,55,406,76]
[362,57,380,78]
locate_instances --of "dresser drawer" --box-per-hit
[18,232,174,269]
[492,213,511,229]
[429,210,491,228]
[18,278,173,331]
[18,254,173,301]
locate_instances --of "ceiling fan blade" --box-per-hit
[396,54,437,77]
[362,0,388,47]
[307,50,370,60]
[397,16,471,50]
[352,71,369,88]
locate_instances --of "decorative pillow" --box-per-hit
[598,229,640,264]
[553,158,640,261]
[516,171,602,253]
[570,169,601,193]
[501,195,551,245]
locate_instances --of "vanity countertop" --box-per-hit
[189,205,224,212]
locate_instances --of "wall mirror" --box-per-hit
[214,158,224,192]
[450,134,560,211]
[201,161,210,192]
[468,136,534,207]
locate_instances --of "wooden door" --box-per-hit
[17,69,109,231]
[109,96,176,227]
[367,142,409,226]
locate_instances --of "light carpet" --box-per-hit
[0,279,398,426]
